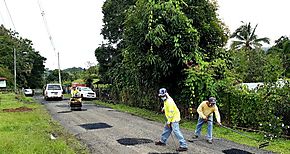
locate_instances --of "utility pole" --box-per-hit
[38,0,62,85]
[58,52,62,85]
[4,0,17,93]
[14,48,17,93]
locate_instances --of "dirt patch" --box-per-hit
[3,106,34,112]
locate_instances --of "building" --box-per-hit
[0,77,7,88]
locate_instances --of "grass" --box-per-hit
[95,100,290,154]
[64,93,71,98]
[0,92,89,154]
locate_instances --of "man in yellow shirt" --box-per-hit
[71,87,79,97]
[193,97,221,144]
[155,88,188,152]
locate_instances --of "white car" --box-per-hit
[76,86,96,99]
[23,88,34,96]
[44,84,63,100]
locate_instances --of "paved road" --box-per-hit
[35,95,274,154]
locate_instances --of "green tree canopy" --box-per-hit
[268,36,290,78]
[0,25,46,88]
[96,0,229,108]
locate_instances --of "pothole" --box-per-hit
[222,148,252,154]
[79,122,112,130]
[56,104,69,108]
[148,152,178,154]
[117,138,153,146]
[57,110,72,113]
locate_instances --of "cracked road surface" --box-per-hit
[35,95,273,154]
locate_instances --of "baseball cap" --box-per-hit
[209,97,216,104]
[158,88,167,97]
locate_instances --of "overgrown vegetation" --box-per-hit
[95,0,290,138]
[0,92,88,153]
[0,25,46,89]
[95,100,290,154]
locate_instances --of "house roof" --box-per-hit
[0,77,7,80]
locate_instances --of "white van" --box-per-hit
[43,83,63,100]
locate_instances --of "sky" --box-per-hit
[0,0,289,70]
[217,0,290,47]
[0,0,105,70]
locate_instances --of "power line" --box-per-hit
[3,0,17,93]
[37,0,56,53]
[3,0,16,30]
[0,6,6,26]
[37,0,62,85]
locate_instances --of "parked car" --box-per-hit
[43,83,63,100]
[76,86,96,99]
[23,88,34,96]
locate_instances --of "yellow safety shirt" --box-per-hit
[164,96,181,123]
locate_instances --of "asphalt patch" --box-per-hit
[57,110,72,113]
[56,104,69,108]
[70,108,87,111]
[148,153,178,154]
[117,138,153,146]
[79,122,112,130]
[222,148,252,154]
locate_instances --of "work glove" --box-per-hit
[166,121,172,128]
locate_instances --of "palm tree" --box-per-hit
[230,22,270,50]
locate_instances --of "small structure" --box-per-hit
[239,82,264,91]
[71,83,86,88]
[238,79,287,91]
[0,77,7,89]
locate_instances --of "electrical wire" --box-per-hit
[0,5,6,26]
[37,0,62,84]
[3,0,17,93]
[37,0,56,54]
[3,0,16,30]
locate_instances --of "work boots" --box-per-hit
[207,139,213,144]
[155,141,166,146]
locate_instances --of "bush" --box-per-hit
[219,81,290,137]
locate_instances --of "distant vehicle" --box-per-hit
[23,88,34,96]
[76,86,96,99]
[43,83,63,100]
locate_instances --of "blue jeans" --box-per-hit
[195,116,213,141]
[160,122,188,148]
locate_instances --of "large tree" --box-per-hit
[230,22,270,50]
[96,0,229,109]
[268,36,290,78]
[0,25,46,88]
[95,0,136,84]
[101,0,136,44]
